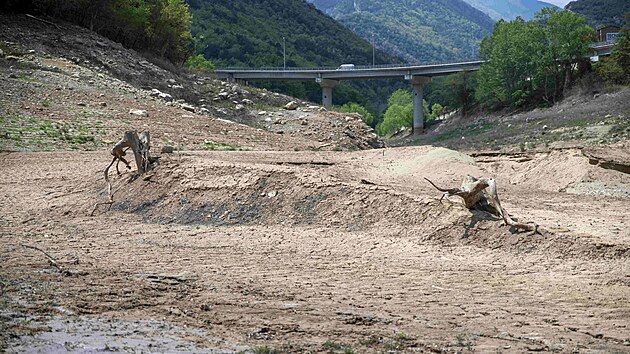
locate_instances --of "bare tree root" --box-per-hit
[91,131,158,216]
[425,176,538,234]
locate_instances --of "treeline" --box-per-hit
[476,8,595,107]
[1,0,194,64]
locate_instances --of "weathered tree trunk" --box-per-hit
[91,131,157,216]
[425,176,538,233]
[564,62,573,92]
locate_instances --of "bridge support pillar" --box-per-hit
[320,79,339,109]
[410,76,431,135]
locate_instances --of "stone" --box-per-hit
[129,109,148,117]
[284,101,299,110]
[181,103,195,112]
[161,145,175,153]
[159,92,172,101]
[242,99,254,105]
[258,111,267,115]
[99,102,107,107]
[235,104,244,110]
[167,78,177,84]
[0,48,4,57]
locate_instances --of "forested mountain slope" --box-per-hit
[187,0,398,68]
[566,0,630,28]
[307,0,494,62]
[186,0,405,111]
[461,0,557,20]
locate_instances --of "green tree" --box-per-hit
[337,102,376,127]
[537,8,594,95]
[376,89,432,136]
[185,54,215,72]
[476,9,594,108]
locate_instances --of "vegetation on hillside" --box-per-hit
[1,0,194,64]
[308,0,494,62]
[566,0,630,29]
[476,8,594,108]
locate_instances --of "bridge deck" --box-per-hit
[216,61,483,81]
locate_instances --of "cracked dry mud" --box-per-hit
[1,146,628,353]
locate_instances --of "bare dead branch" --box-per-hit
[425,175,539,234]
[20,243,62,270]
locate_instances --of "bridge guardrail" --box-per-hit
[216,58,483,72]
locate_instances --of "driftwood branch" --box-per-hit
[425,176,538,233]
[91,131,158,216]
[21,243,62,270]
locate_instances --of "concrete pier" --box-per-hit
[410,76,431,135]
[320,79,339,109]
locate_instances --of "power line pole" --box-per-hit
[372,33,375,66]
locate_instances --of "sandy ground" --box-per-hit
[0,13,629,353]
[1,146,628,353]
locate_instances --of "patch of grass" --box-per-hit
[395,331,413,341]
[358,336,380,346]
[564,117,592,128]
[0,112,100,151]
[204,140,242,151]
[323,340,354,354]
[250,346,279,354]
[455,332,474,350]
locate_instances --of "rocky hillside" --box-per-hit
[0,14,383,153]
[307,0,494,62]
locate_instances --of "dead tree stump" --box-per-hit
[425,176,538,233]
[91,131,158,216]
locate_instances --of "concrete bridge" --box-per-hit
[216,60,482,133]
[216,42,613,134]
[589,41,615,59]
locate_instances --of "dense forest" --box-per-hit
[307,0,494,62]
[187,0,407,114]
[566,0,630,28]
[1,0,194,64]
